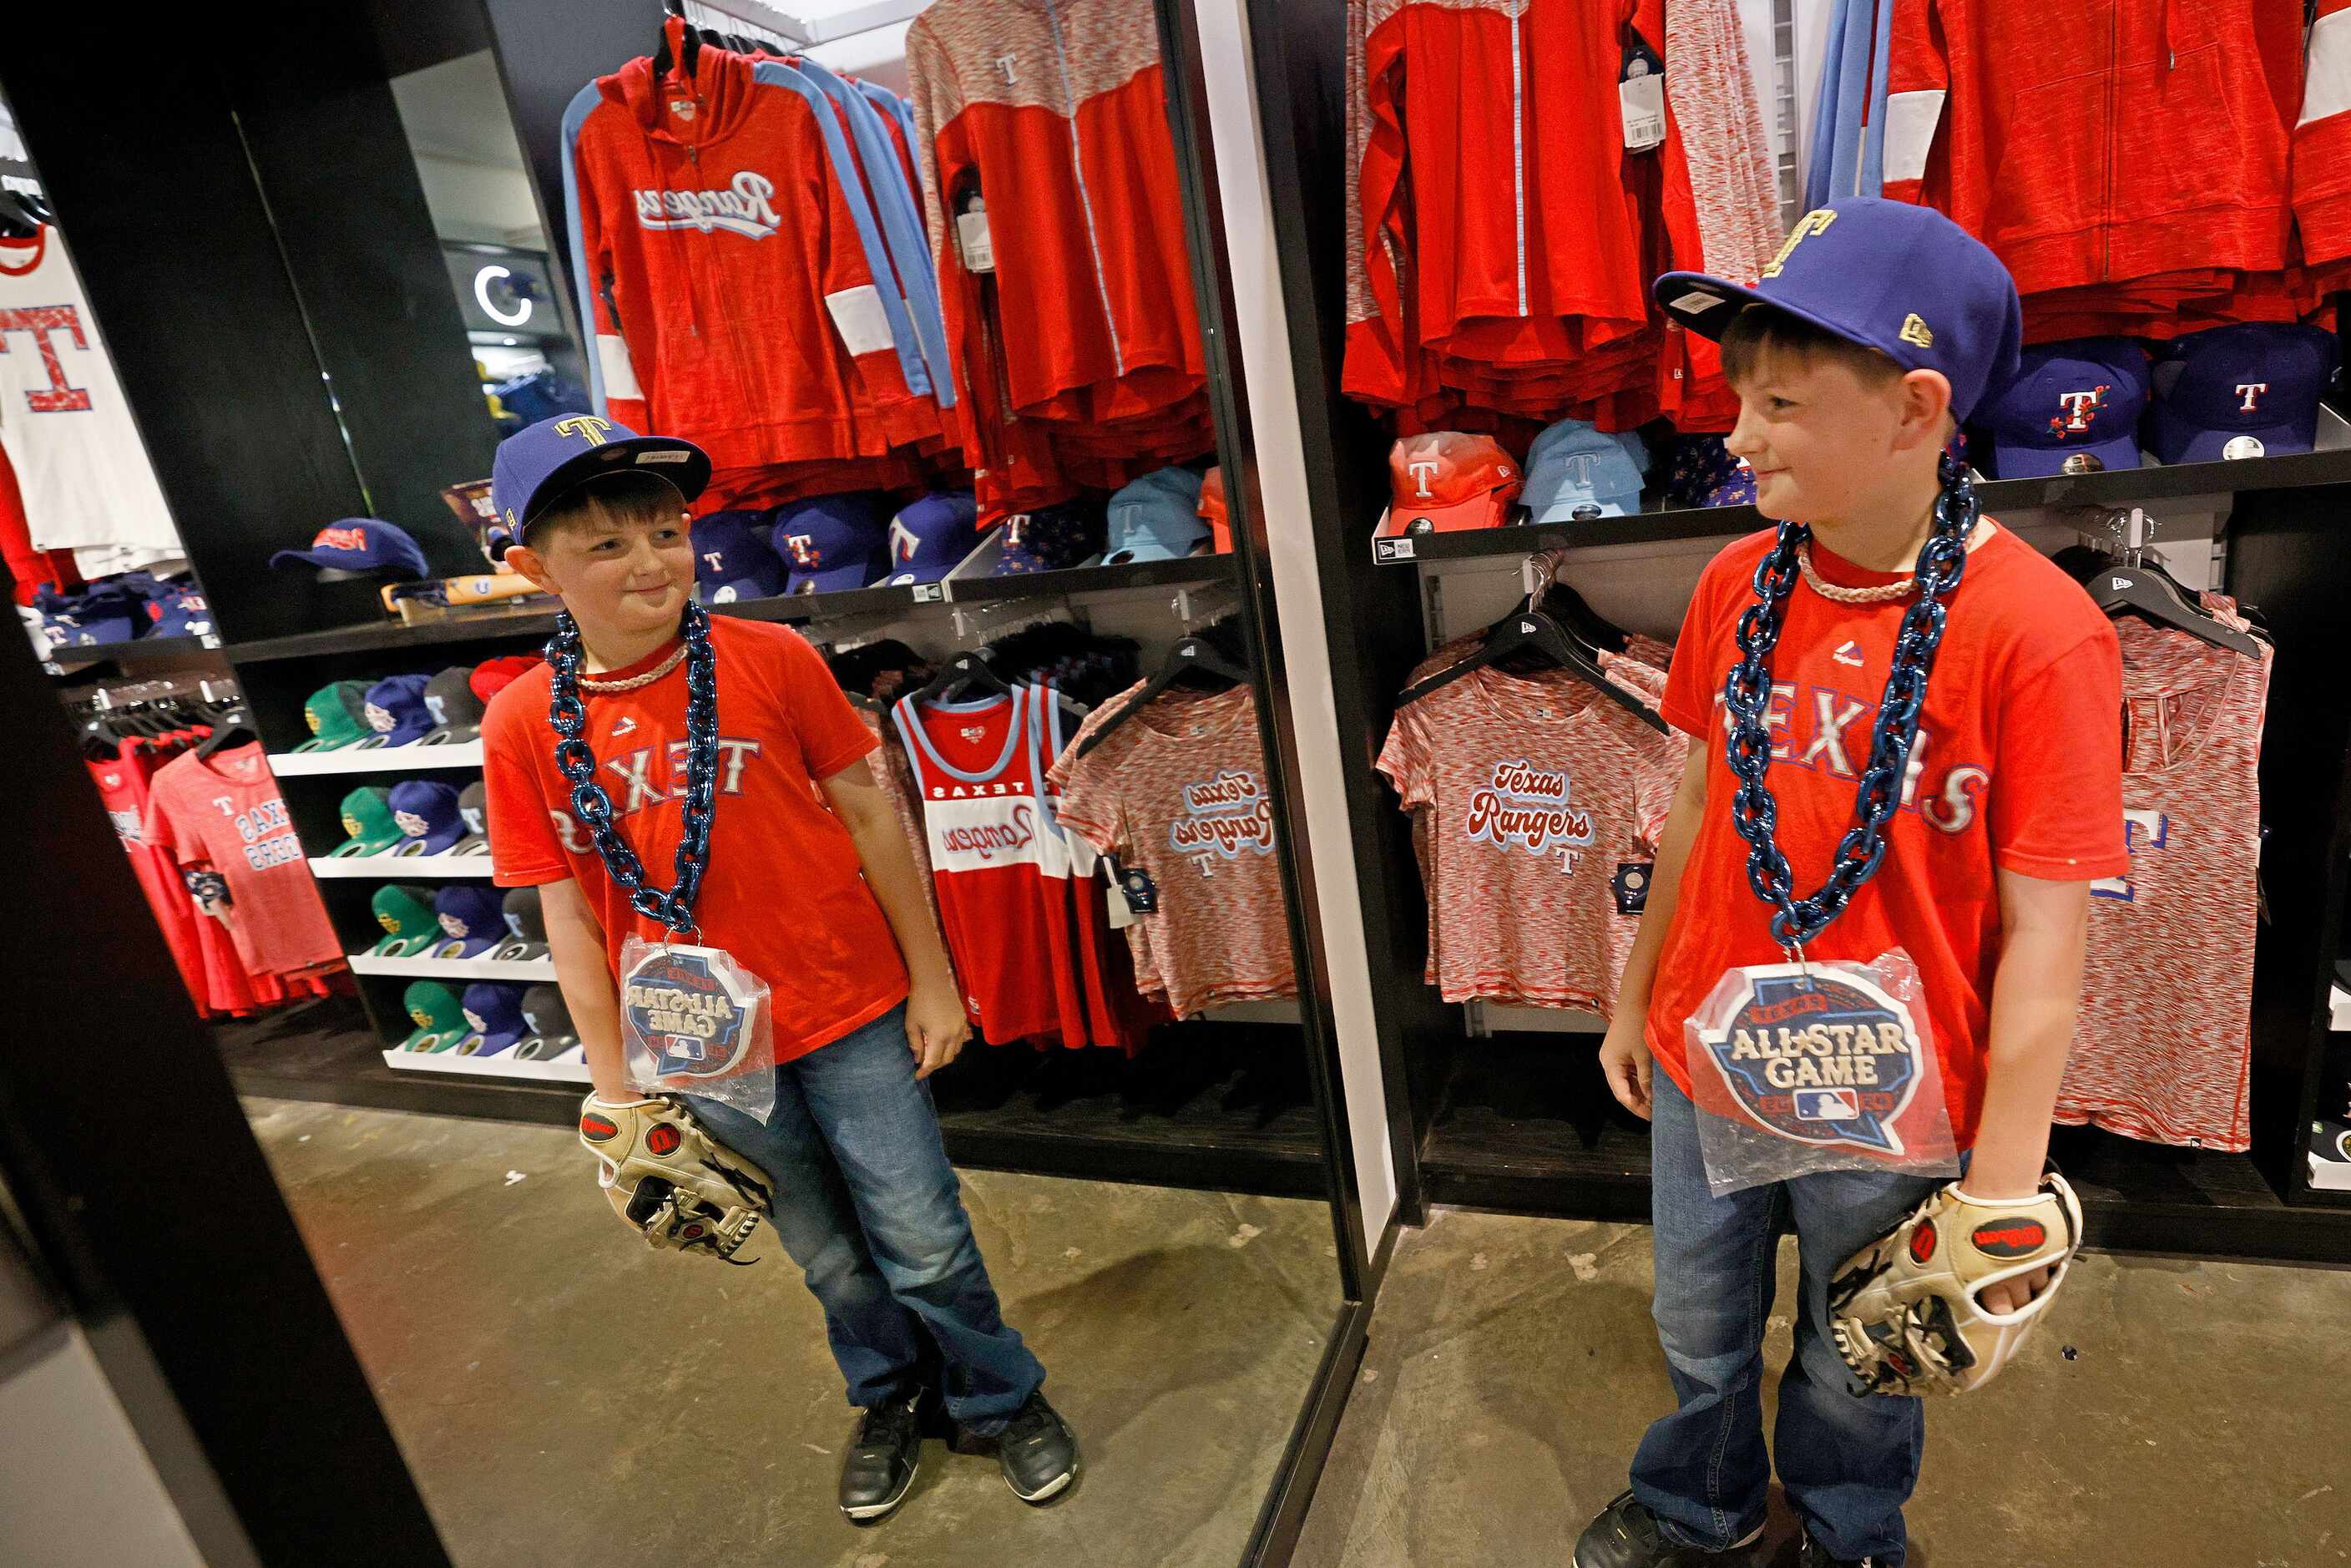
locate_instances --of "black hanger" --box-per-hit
[1539,579,1630,655]
[902,650,1014,710]
[78,712,119,761]
[1397,603,1667,731]
[652,4,700,83]
[0,190,39,240]
[2054,545,2262,657]
[15,190,53,225]
[1074,630,1253,760]
[197,705,258,758]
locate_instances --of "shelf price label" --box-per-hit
[1373,537,1418,563]
[911,582,946,603]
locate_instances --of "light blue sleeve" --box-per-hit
[559,82,616,417]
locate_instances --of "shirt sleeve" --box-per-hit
[1374,706,1433,811]
[1881,0,1949,201]
[482,706,571,888]
[777,626,882,781]
[1051,746,1125,857]
[1985,629,2131,881]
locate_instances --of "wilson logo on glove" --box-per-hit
[1908,1221,1937,1265]
[1969,1220,2046,1257]
[580,1113,619,1141]
[646,1122,682,1157]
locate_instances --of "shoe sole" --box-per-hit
[1570,1521,1764,1566]
[840,1458,920,1523]
[1004,1459,1077,1505]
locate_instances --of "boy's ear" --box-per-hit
[503,540,561,596]
[1893,367,1956,450]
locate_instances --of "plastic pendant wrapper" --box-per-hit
[618,937,776,1124]
[1683,947,1960,1197]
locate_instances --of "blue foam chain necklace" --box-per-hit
[546,602,718,934]
[1722,453,1979,951]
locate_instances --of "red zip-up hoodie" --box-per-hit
[1882,0,2346,294]
[563,33,938,469]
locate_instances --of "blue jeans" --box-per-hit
[1631,1073,1944,1564]
[687,1004,1045,1433]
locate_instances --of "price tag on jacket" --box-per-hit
[1620,41,1666,153]
[956,204,996,273]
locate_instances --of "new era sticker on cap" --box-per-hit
[636,450,690,463]
[1671,289,1725,315]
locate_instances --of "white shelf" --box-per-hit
[2333,984,2350,1032]
[382,1047,588,1083]
[309,854,494,879]
[268,741,484,776]
[348,952,554,982]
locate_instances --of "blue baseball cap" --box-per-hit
[269,518,432,579]
[431,884,508,959]
[773,493,891,594]
[387,779,468,855]
[146,583,215,640]
[36,584,141,647]
[992,499,1105,575]
[883,491,981,584]
[458,982,531,1056]
[489,415,710,546]
[2145,323,2340,465]
[1660,436,1754,509]
[1524,418,1650,521]
[361,674,436,747]
[690,510,786,603]
[1975,338,2150,478]
[1104,467,1211,563]
[1656,197,2023,422]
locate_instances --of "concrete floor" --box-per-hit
[246,1098,1340,1568]
[1294,1206,2351,1568]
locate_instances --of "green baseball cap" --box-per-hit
[294,680,375,751]
[400,981,468,1052]
[330,786,404,857]
[369,884,442,955]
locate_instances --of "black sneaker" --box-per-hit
[838,1392,924,1523]
[1574,1490,1762,1568]
[993,1392,1078,1504]
[1797,1530,1888,1568]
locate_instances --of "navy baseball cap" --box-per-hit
[883,492,981,584]
[515,983,580,1059]
[146,583,214,640]
[387,779,468,855]
[432,884,508,959]
[270,518,432,579]
[992,499,1105,575]
[1976,338,2151,478]
[489,415,710,546]
[453,781,490,854]
[1105,467,1211,563]
[361,674,436,747]
[1656,197,2023,422]
[458,982,531,1056]
[1661,436,1756,509]
[423,667,485,744]
[1524,418,1650,521]
[774,493,891,594]
[2145,323,2340,465]
[493,885,549,962]
[690,510,786,603]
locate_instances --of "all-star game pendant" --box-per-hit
[1691,960,1924,1155]
[620,941,764,1087]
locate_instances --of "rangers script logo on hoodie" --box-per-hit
[633,170,781,239]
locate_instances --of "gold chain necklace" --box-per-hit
[578,642,688,693]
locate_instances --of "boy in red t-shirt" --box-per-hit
[1574,203,2128,1568]
[480,417,1074,1522]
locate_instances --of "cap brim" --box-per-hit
[452,835,491,857]
[432,936,503,959]
[330,833,404,857]
[787,564,877,594]
[1986,432,2143,478]
[2149,415,2313,466]
[881,565,951,585]
[1378,492,1514,538]
[702,578,780,604]
[489,938,549,963]
[518,437,713,539]
[423,722,482,744]
[1529,492,1643,524]
[461,1029,526,1058]
[398,1026,453,1052]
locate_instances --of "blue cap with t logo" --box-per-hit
[1654,197,2023,422]
[490,415,712,545]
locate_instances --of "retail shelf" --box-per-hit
[268,741,485,776]
[43,631,227,676]
[1369,443,2351,567]
[309,853,493,879]
[222,558,1246,663]
[380,1047,588,1083]
[347,952,554,982]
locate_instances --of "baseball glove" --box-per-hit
[577,1095,774,1263]
[1827,1168,2082,1397]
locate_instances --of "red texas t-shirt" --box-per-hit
[1647,523,2130,1147]
[482,617,908,1062]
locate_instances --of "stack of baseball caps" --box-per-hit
[1377,432,1524,538]
[1102,466,1216,563]
[296,659,521,753]
[364,884,548,964]
[395,979,548,1057]
[326,781,488,858]
[28,571,215,654]
[1973,324,2342,478]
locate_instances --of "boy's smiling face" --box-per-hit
[508,501,695,645]
[1722,341,1954,537]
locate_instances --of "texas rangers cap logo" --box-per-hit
[623,949,754,1080]
[1694,968,1924,1155]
